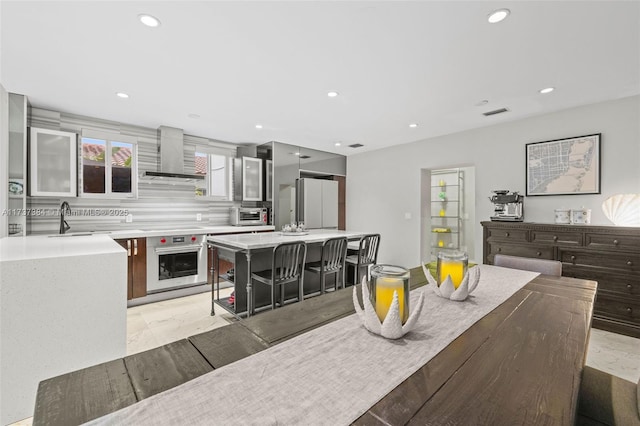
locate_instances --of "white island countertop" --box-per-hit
[0,233,127,424]
[0,234,125,262]
[207,229,367,250]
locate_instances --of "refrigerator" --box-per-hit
[297,178,339,229]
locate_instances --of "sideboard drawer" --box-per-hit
[531,230,582,246]
[488,243,554,262]
[559,249,640,272]
[585,233,640,252]
[486,228,528,243]
[563,265,640,297]
[594,293,640,324]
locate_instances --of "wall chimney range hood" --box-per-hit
[141,126,204,181]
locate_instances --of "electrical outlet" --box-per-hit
[125,214,133,223]
[196,213,202,222]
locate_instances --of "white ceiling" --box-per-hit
[2,1,639,155]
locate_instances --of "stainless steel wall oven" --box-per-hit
[147,234,207,293]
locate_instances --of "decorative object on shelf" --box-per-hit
[602,194,640,226]
[432,227,451,233]
[570,207,591,224]
[438,240,444,248]
[439,179,446,187]
[352,266,425,340]
[8,179,23,197]
[438,191,447,201]
[422,252,480,301]
[554,208,571,224]
[439,209,446,217]
[526,133,601,196]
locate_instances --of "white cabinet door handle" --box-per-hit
[134,239,138,256]
[126,240,131,257]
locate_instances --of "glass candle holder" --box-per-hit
[436,251,468,289]
[370,264,410,324]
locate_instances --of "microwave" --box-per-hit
[230,207,267,226]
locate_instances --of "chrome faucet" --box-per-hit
[59,201,71,234]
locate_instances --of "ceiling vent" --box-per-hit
[299,155,311,159]
[483,108,509,117]
[348,143,364,148]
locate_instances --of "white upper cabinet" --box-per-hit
[29,127,77,197]
[242,156,263,201]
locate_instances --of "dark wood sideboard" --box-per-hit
[482,221,640,338]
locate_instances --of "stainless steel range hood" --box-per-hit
[142,126,204,181]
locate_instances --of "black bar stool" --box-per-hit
[251,241,307,312]
[305,237,348,293]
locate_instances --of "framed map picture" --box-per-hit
[526,134,601,196]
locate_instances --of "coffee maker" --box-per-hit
[489,190,524,221]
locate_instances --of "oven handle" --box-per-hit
[154,244,203,255]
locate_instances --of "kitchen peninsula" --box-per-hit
[208,229,368,316]
[0,234,127,424]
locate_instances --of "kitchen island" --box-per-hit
[0,234,127,425]
[207,229,368,316]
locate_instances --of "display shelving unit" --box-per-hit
[430,168,463,261]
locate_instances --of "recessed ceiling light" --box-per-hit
[539,87,555,94]
[409,123,418,128]
[187,113,200,119]
[116,92,129,99]
[475,100,489,106]
[294,152,301,156]
[255,124,263,129]
[327,91,339,98]
[138,14,161,27]
[335,142,341,147]
[487,8,510,24]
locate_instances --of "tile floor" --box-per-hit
[127,287,236,355]
[11,293,640,425]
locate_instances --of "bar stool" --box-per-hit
[251,241,307,312]
[345,234,380,286]
[305,237,348,293]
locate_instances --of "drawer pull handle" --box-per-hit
[498,248,502,252]
[553,236,558,241]
[536,251,542,256]
[627,260,633,266]
[613,239,619,245]
[627,284,633,290]
[570,255,576,262]
[627,307,633,315]
[505,232,510,237]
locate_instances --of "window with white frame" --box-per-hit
[80,130,137,197]
[195,145,235,200]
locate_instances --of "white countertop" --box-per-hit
[0,225,275,261]
[23,225,275,240]
[207,229,366,250]
[0,234,125,262]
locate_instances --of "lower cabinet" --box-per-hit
[482,221,640,338]
[115,238,147,300]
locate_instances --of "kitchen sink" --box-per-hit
[47,230,113,237]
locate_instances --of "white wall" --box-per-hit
[346,95,640,267]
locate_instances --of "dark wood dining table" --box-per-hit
[33,267,596,426]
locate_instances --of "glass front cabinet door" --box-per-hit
[265,159,273,202]
[29,127,77,196]
[242,156,263,201]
